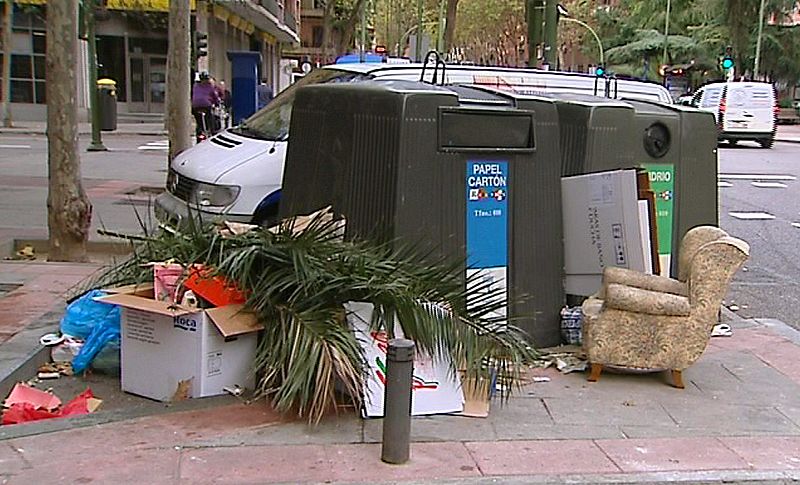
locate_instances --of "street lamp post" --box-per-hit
[560,16,604,67]
[662,0,671,69]
[754,0,767,80]
[557,6,603,68]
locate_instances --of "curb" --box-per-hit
[0,312,59,401]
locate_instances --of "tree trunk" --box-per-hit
[443,0,459,53]
[166,0,191,163]
[2,0,13,127]
[321,0,336,64]
[46,0,91,262]
[337,0,368,55]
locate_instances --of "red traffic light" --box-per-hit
[375,45,387,55]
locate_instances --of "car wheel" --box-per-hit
[758,137,774,149]
[727,139,738,146]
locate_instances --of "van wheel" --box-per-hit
[758,138,774,149]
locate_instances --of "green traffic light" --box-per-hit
[595,66,605,76]
[721,57,734,70]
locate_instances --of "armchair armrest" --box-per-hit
[602,267,687,296]
[605,283,691,316]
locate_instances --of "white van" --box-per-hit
[690,81,777,148]
[155,63,673,226]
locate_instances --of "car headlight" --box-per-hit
[190,183,240,207]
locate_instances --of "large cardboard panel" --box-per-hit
[562,169,649,296]
[346,302,464,418]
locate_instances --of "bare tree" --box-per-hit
[443,0,459,53]
[166,0,191,162]
[46,0,91,262]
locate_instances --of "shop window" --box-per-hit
[10,80,32,103]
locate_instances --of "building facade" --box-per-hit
[0,0,300,121]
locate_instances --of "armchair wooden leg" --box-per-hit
[671,369,685,389]
[588,363,603,382]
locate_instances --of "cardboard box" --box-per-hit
[98,286,262,402]
[345,302,464,418]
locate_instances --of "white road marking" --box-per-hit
[751,181,788,188]
[138,140,169,151]
[0,144,31,149]
[719,174,796,181]
[729,212,776,220]
[718,181,733,188]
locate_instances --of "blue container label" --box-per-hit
[466,161,508,269]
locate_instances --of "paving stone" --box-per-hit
[363,413,498,443]
[596,437,749,472]
[8,447,179,484]
[180,442,480,484]
[542,396,677,427]
[661,401,800,434]
[193,414,363,447]
[721,436,800,470]
[465,439,620,476]
[493,422,625,441]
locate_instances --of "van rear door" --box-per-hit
[722,83,774,133]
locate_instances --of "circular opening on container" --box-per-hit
[643,122,671,158]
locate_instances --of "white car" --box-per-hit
[690,81,777,148]
[155,63,673,226]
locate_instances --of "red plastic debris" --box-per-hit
[2,384,96,425]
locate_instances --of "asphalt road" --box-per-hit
[719,140,800,330]
[0,133,168,244]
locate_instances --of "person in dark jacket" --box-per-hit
[191,72,220,136]
[257,79,273,110]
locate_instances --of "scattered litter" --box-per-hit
[711,323,733,337]
[223,385,244,396]
[742,267,749,272]
[532,376,551,383]
[728,304,740,311]
[2,383,100,425]
[39,333,65,347]
[37,362,73,379]
[14,245,36,260]
[622,400,636,407]
[531,345,588,374]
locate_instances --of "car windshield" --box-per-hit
[229,69,370,141]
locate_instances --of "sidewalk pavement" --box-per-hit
[0,121,166,137]
[2,121,799,143]
[1,257,800,483]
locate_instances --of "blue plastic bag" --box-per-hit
[60,289,119,339]
[72,319,120,373]
[60,290,121,373]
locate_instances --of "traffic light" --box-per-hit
[721,56,734,70]
[194,31,208,58]
[721,45,734,70]
[595,65,605,77]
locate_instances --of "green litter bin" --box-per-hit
[97,78,117,131]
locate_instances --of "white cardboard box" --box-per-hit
[345,302,464,418]
[99,286,261,402]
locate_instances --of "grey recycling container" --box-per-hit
[280,79,565,347]
[623,99,718,277]
[551,94,718,278]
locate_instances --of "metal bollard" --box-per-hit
[381,338,415,464]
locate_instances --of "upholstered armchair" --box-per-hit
[582,227,749,388]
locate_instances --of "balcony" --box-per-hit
[260,0,283,19]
